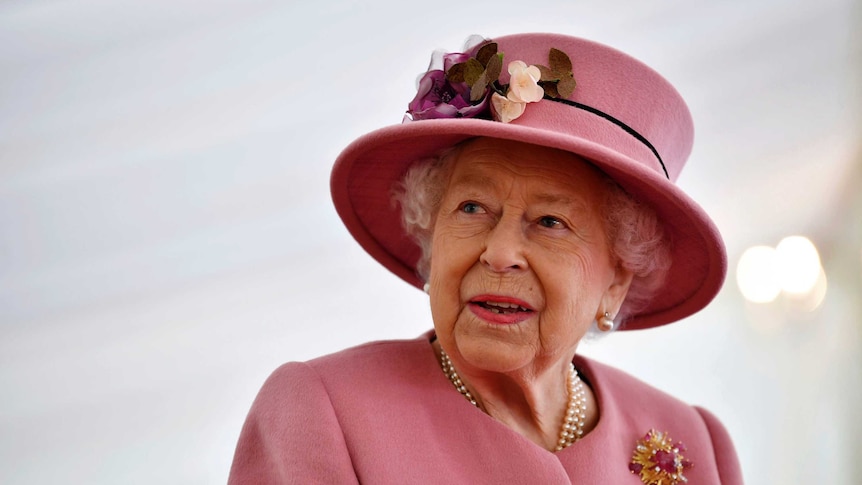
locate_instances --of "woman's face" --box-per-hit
[428,138,632,374]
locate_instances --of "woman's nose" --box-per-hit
[479,216,528,272]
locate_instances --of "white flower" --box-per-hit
[506,60,544,103]
[491,92,526,123]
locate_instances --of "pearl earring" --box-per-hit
[598,311,614,332]
[423,283,430,294]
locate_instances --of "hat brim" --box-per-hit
[331,115,726,330]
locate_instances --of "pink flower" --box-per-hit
[506,60,544,103]
[404,38,572,123]
[407,69,489,120]
[490,92,526,123]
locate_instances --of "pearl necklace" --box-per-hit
[438,348,588,451]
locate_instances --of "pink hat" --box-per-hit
[330,33,727,330]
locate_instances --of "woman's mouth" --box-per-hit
[468,296,535,324]
[475,301,531,314]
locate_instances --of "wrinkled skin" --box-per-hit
[428,137,633,449]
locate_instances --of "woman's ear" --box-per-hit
[601,265,634,317]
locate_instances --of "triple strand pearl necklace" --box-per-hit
[438,348,588,451]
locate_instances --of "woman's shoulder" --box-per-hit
[310,332,432,364]
[576,354,717,431]
[264,332,438,391]
[306,332,434,374]
[576,355,700,412]
[573,355,743,484]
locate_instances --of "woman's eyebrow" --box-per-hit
[532,191,592,211]
[533,193,573,205]
[449,176,590,210]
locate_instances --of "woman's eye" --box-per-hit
[459,202,484,214]
[538,216,564,228]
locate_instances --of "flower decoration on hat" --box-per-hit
[629,430,692,485]
[406,38,576,123]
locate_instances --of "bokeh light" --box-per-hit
[736,245,781,303]
[736,235,827,311]
[775,236,822,295]
[785,267,828,313]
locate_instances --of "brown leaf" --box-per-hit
[475,42,498,67]
[540,82,559,98]
[548,48,572,74]
[484,53,502,84]
[536,64,557,82]
[470,72,489,101]
[447,63,465,83]
[557,75,576,98]
[463,58,485,86]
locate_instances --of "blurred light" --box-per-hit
[775,236,822,295]
[786,267,828,313]
[737,245,781,303]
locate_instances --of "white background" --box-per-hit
[1,0,860,483]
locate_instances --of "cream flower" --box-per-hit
[490,92,527,123]
[506,60,544,103]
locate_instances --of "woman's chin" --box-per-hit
[454,336,535,374]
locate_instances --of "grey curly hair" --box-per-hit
[392,142,672,328]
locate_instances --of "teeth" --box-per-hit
[484,301,528,311]
[491,302,516,309]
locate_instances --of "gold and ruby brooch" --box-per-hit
[629,429,692,485]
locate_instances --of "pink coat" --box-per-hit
[229,334,743,484]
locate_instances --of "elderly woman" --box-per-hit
[229,33,743,484]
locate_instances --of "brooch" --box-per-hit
[629,430,692,485]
